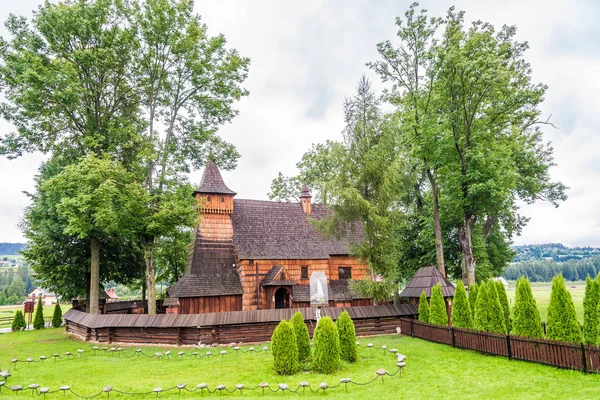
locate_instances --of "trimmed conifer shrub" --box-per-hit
[271,320,299,375]
[33,297,45,330]
[473,281,489,331]
[495,281,511,333]
[429,284,448,326]
[511,277,544,338]
[12,310,26,331]
[290,312,311,362]
[52,302,63,328]
[547,274,582,343]
[336,311,357,363]
[418,291,430,323]
[313,317,340,374]
[583,276,599,344]
[451,281,472,329]
[486,281,506,334]
[468,283,478,321]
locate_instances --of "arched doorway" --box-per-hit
[274,287,290,309]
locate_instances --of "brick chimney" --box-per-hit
[300,184,312,215]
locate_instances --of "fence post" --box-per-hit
[451,327,456,348]
[506,335,512,360]
[581,343,587,373]
[410,318,414,338]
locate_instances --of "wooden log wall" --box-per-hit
[179,295,243,314]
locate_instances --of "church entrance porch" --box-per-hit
[274,287,290,309]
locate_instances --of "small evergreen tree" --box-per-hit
[495,281,511,333]
[271,320,299,375]
[511,277,544,338]
[33,297,45,330]
[429,284,448,326]
[451,281,472,329]
[418,291,430,323]
[313,317,340,374]
[473,281,489,331]
[51,302,63,328]
[583,276,599,344]
[11,310,26,331]
[486,281,506,334]
[336,311,357,363]
[290,312,311,362]
[547,274,582,343]
[468,283,478,321]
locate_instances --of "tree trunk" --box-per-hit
[89,237,100,315]
[145,237,157,314]
[459,216,476,286]
[426,170,445,276]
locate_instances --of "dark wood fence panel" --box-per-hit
[412,321,452,345]
[454,329,508,357]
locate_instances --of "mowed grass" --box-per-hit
[1,329,600,399]
[0,304,71,329]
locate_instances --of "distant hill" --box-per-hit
[513,243,600,263]
[0,243,25,255]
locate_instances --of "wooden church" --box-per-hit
[166,161,372,314]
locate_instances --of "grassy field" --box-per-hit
[1,329,599,399]
[0,304,71,329]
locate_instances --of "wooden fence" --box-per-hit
[400,318,600,373]
[0,315,53,329]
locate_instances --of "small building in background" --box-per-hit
[490,277,509,291]
[27,287,58,306]
[104,288,119,301]
[399,266,455,305]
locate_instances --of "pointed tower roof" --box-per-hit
[299,184,312,198]
[192,161,236,196]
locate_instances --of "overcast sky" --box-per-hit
[1,0,599,247]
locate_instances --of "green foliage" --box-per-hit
[504,255,600,282]
[418,291,430,323]
[473,281,489,331]
[511,277,544,338]
[336,311,358,363]
[52,302,63,328]
[468,283,478,321]
[290,312,311,362]
[547,274,583,343]
[451,281,472,329]
[583,276,599,344]
[486,282,507,334]
[271,320,299,375]
[313,317,341,374]
[429,284,448,326]
[11,310,26,331]
[495,281,511,333]
[33,297,45,330]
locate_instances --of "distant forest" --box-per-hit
[0,243,25,255]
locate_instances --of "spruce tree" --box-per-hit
[11,310,26,331]
[451,281,472,329]
[468,283,478,321]
[473,281,489,331]
[418,291,430,323]
[583,276,599,344]
[290,312,311,362]
[336,311,358,363]
[547,274,582,343]
[33,297,45,330]
[313,317,340,374]
[511,277,544,338]
[495,281,512,333]
[52,302,63,328]
[271,320,299,375]
[429,284,448,326]
[486,281,507,334]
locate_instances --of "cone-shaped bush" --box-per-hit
[12,310,26,331]
[418,291,430,323]
[451,281,472,329]
[474,281,489,331]
[290,312,311,362]
[495,281,511,333]
[468,283,478,321]
[271,320,299,375]
[336,311,357,363]
[547,274,582,343]
[583,276,599,344]
[313,317,340,374]
[52,302,63,328]
[511,277,543,338]
[486,282,506,334]
[33,297,45,330]
[429,284,448,326]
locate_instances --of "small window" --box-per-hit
[338,267,352,280]
[301,266,308,280]
[221,197,225,202]
[207,196,211,202]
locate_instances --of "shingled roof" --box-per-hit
[399,266,455,298]
[231,199,363,260]
[192,161,236,196]
[168,229,243,298]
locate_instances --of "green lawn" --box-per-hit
[1,328,599,399]
[0,305,71,329]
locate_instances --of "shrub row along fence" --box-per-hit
[400,318,600,373]
[0,316,53,330]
